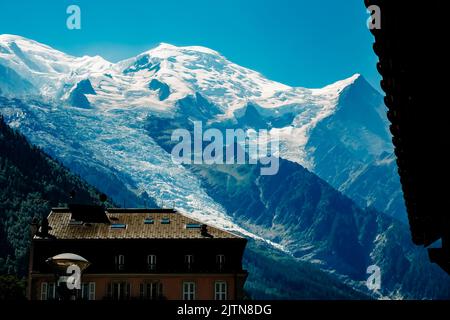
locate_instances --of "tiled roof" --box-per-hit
[43,208,242,240]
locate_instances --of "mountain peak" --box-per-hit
[145,42,221,56]
[0,34,25,41]
[325,73,361,89]
[152,42,178,50]
[310,73,362,96]
[0,34,33,43]
[0,34,57,52]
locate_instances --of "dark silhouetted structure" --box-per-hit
[365,0,449,274]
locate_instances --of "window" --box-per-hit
[81,283,88,300]
[215,281,227,300]
[144,218,154,224]
[183,282,196,300]
[139,282,162,300]
[40,282,56,300]
[111,223,127,229]
[40,282,47,300]
[81,282,96,300]
[115,254,125,271]
[161,217,170,224]
[185,254,194,270]
[185,223,202,229]
[69,219,83,225]
[216,254,225,270]
[147,254,157,271]
[108,282,130,300]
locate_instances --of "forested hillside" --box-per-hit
[0,116,110,276]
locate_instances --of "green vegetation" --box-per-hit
[0,274,26,300]
[0,115,111,278]
[244,240,369,300]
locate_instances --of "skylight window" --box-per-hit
[144,218,154,224]
[69,219,83,226]
[110,223,127,229]
[185,223,201,229]
[161,217,170,224]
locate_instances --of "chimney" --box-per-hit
[201,224,208,236]
[29,217,39,237]
[40,216,50,237]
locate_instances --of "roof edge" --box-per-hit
[50,207,177,214]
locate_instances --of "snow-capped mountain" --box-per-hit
[1,34,445,298]
[0,34,349,117]
[0,33,406,223]
[0,34,111,98]
[304,74,407,221]
[0,34,366,166]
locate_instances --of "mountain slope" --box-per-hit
[243,240,369,300]
[142,109,449,298]
[0,95,273,245]
[305,76,406,221]
[0,116,367,300]
[0,116,113,275]
[188,159,450,299]
[339,152,406,221]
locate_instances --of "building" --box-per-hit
[27,205,248,300]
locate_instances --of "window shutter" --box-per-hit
[107,283,112,299]
[49,283,56,300]
[89,282,96,300]
[41,282,48,300]
[126,283,131,299]
[159,282,163,299]
[223,282,227,300]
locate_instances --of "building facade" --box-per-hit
[28,206,248,300]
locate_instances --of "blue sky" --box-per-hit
[0,0,380,90]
